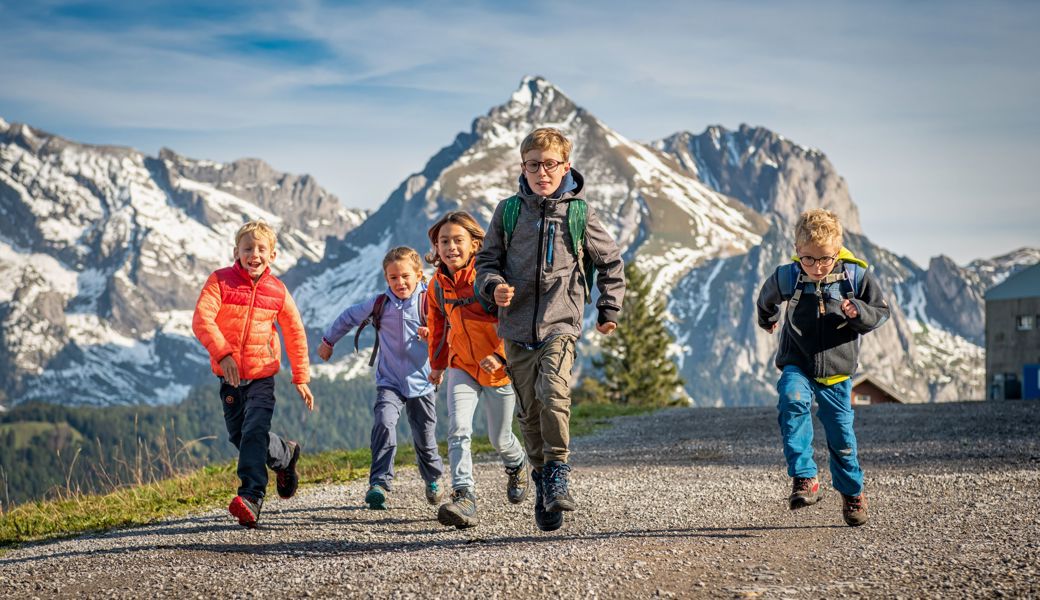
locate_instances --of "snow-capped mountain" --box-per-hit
[1,77,1034,408]
[0,118,366,406]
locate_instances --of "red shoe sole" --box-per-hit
[228,497,258,528]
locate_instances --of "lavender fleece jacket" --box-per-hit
[322,283,434,398]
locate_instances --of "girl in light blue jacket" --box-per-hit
[317,247,445,510]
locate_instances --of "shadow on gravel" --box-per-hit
[576,401,1040,473]
[0,526,762,565]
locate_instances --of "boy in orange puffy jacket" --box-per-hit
[192,220,314,528]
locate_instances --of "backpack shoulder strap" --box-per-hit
[842,262,865,300]
[567,199,595,304]
[502,195,521,248]
[419,289,428,327]
[777,263,800,301]
[354,294,389,366]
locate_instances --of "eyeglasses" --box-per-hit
[798,254,838,267]
[522,159,564,174]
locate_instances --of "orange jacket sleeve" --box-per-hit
[277,290,311,385]
[427,285,449,371]
[192,273,234,366]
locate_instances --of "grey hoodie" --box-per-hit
[475,168,625,345]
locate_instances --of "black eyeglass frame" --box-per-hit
[521,159,565,174]
[798,254,839,267]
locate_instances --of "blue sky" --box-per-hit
[1,0,1037,266]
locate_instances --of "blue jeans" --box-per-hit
[776,366,863,496]
[446,368,525,492]
[370,387,444,489]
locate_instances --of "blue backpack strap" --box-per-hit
[777,263,800,301]
[841,263,864,299]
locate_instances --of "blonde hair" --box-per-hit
[794,209,843,248]
[520,127,572,161]
[383,246,427,282]
[233,221,277,258]
[425,211,485,268]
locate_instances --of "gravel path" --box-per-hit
[2,400,1038,599]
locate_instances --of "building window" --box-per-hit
[853,393,871,405]
[1017,315,1035,331]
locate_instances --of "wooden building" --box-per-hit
[985,262,1040,400]
[851,374,905,406]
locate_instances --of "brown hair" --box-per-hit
[382,246,427,282]
[794,209,843,248]
[425,211,485,268]
[520,127,572,161]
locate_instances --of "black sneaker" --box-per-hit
[504,458,529,504]
[228,495,263,528]
[437,488,478,529]
[531,469,563,532]
[276,441,301,499]
[789,476,821,510]
[542,461,576,512]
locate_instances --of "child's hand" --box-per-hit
[596,321,617,335]
[765,322,779,334]
[296,383,314,411]
[317,341,333,362]
[219,355,240,386]
[841,299,859,319]
[494,283,515,307]
[479,354,502,374]
[417,326,430,341]
[429,369,444,385]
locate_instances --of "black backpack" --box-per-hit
[353,290,428,366]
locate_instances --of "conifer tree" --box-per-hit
[589,260,686,406]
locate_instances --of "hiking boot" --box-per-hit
[542,461,575,512]
[504,458,529,504]
[275,440,301,499]
[425,480,445,505]
[842,493,869,527]
[789,476,821,510]
[228,495,263,528]
[365,484,388,510]
[531,468,563,532]
[437,488,478,529]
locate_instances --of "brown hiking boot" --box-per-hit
[789,476,821,510]
[842,493,868,526]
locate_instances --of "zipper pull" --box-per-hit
[816,287,825,315]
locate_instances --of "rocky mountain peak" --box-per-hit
[653,124,862,235]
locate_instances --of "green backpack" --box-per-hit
[501,195,596,304]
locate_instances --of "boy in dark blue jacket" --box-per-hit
[756,209,890,526]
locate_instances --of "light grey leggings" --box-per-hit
[446,368,525,492]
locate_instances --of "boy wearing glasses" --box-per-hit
[755,208,890,527]
[475,127,625,532]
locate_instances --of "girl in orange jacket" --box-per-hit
[425,211,528,529]
[192,220,313,528]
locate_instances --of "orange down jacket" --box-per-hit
[427,258,509,387]
[192,261,310,384]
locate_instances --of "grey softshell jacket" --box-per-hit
[756,261,890,380]
[474,169,626,345]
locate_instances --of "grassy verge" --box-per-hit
[0,404,655,549]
